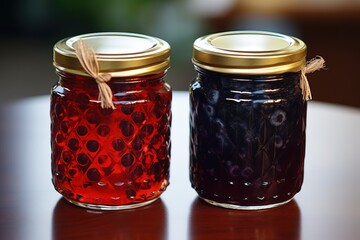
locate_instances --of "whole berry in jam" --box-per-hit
[97,125,110,137]
[68,138,79,151]
[86,140,99,152]
[132,112,145,124]
[77,153,89,166]
[121,153,134,167]
[77,126,88,136]
[87,168,101,182]
[112,139,125,151]
[120,120,135,137]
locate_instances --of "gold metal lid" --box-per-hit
[193,31,307,75]
[54,32,170,77]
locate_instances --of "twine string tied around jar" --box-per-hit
[300,56,326,101]
[74,39,116,109]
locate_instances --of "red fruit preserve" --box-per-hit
[190,31,309,210]
[51,32,172,210]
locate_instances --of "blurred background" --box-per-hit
[1,0,360,107]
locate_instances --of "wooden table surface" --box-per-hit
[1,91,360,240]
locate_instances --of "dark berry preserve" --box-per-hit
[51,32,171,210]
[190,31,308,209]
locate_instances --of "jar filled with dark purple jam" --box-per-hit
[51,33,172,210]
[190,31,308,210]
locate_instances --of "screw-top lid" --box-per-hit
[54,32,170,77]
[193,31,306,75]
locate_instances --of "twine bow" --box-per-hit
[300,56,326,101]
[74,39,116,109]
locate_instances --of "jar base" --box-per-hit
[64,197,160,211]
[200,197,293,210]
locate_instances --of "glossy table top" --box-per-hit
[1,91,360,240]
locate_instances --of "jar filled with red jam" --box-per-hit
[51,32,172,210]
[190,31,308,210]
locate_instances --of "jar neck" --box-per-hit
[56,70,167,90]
[194,66,302,99]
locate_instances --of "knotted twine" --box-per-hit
[300,56,326,101]
[74,39,116,109]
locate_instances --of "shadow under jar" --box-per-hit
[51,33,172,210]
[190,31,308,210]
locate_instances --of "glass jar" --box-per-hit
[51,32,172,210]
[190,31,307,210]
